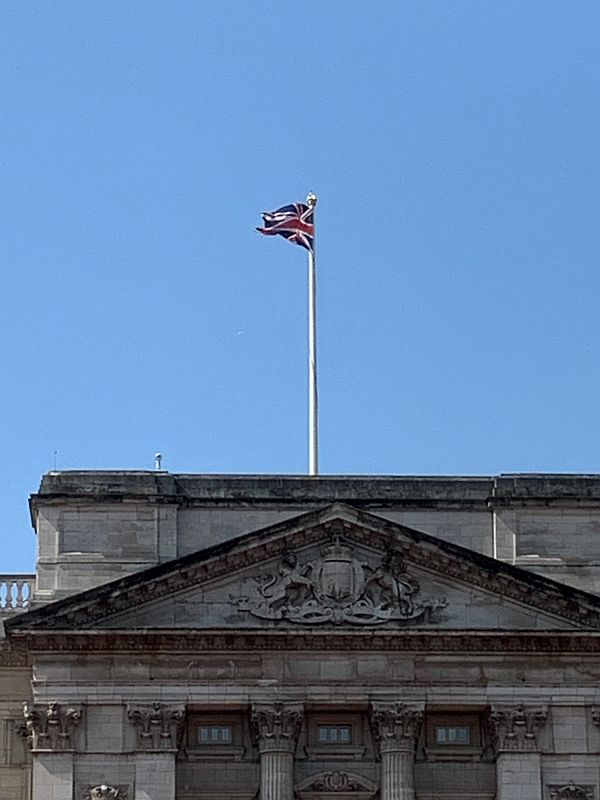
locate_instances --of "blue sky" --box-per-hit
[2,1,600,572]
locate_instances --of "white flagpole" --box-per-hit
[306,192,319,476]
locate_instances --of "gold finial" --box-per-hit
[306,192,317,207]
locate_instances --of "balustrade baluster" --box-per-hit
[0,574,35,615]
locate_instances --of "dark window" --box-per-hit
[198,725,233,745]
[318,724,352,744]
[435,725,470,745]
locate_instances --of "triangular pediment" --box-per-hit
[7,504,600,635]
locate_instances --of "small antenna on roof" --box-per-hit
[154,453,163,471]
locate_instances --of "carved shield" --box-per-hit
[316,546,364,602]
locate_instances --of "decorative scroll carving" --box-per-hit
[592,706,600,728]
[297,771,377,795]
[369,702,423,754]
[21,701,82,751]
[547,784,595,800]
[234,540,446,626]
[126,702,185,751]
[84,787,129,800]
[489,704,548,752]
[251,703,303,753]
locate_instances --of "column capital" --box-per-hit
[21,701,83,751]
[489,703,548,752]
[126,702,185,751]
[369,702,424,754]
[251,702,303,754]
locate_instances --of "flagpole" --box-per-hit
[307,192,319,476]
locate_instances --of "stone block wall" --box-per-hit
[5,649,595,800]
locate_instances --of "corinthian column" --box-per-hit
[251,703,303,800]
[369,702,423,800]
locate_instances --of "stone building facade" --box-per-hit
[1,471,600,800]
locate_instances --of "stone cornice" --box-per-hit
[9,629,600,654]
[32,471,600,505]
[8,507,600,633]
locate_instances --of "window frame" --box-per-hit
[305,713,366,760]
[424,712,483,762]
[185,713,245,761]
[317,724,353,745]
[197,723,234,746]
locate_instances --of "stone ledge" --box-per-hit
[30,472,600,520]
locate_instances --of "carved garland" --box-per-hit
[297,771,377,797]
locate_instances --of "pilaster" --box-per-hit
[22,701,83,800]
[126,702,185,800]
[369,702,423,800]
[251,702,303,800]
[490,704,548,800]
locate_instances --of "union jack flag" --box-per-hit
[256,202,314,252]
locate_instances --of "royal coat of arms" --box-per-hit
[234,539,446,626]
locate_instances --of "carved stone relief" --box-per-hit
[234,539,446,626]
[126,702,185,751]
[369,703,423,754]
[547,784,596,800]
[489,704,548,752]
[251,703,303,753]
[297,771,378,799]
[21,701,82,751]
[592,706,600,728]
[83,786,129,800]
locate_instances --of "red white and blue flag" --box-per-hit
[256,202,314,252]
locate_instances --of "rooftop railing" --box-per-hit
[0,575,35,616]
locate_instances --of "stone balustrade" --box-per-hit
[0,574,34,615]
